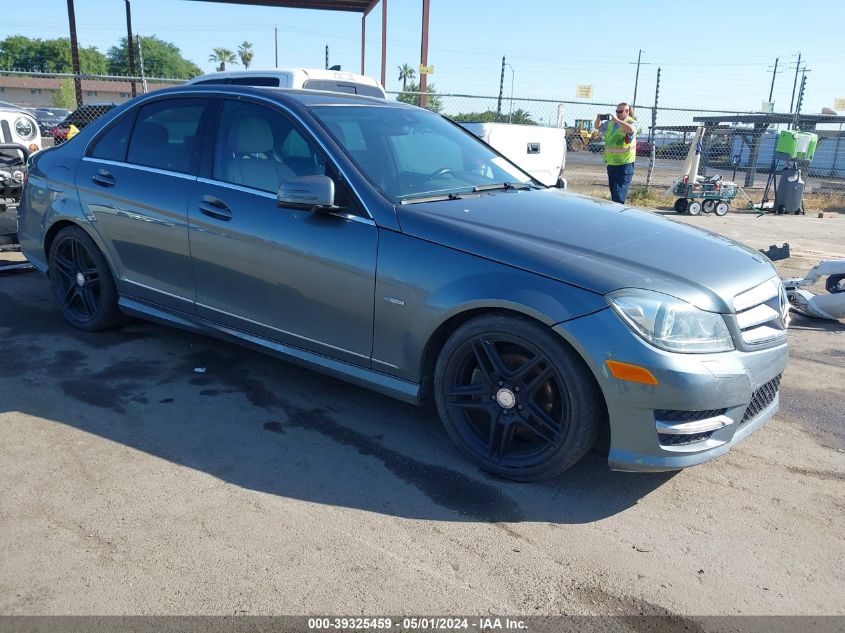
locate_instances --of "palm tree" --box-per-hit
[397,63,416,91]
[238,42,254,69]
[209,47,238,72]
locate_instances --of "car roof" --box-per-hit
[188,67,382,86]
[150,84,409,109]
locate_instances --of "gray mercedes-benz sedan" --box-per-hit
[18,86,789,480]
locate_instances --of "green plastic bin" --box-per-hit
[775,130,818,160]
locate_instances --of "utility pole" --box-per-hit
[506,63,515,123]
[632,49,642,107]
[789,52,803,113]
[767,57,779,103]
[124,0,137,97]
[646,67,660,187]
[137,35,147,94]
[66,0,83,108]
[418,0,430,108]
[274,27,278,68]
[628,49,652,109]
[795,72,808,119]
[496,56,505,119]
[325,45,329,70]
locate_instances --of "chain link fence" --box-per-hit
[2,71,843,208]
[0,70,186,146]
[389,91,845,207]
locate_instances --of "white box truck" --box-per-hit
[459,122,567,188]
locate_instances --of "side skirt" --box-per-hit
[118,296,421,405]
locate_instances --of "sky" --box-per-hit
[3,0,844,115]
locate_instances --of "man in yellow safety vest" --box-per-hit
[594,102,637,203]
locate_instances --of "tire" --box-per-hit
[48,225,123,331]
[673,198,687,213]
[433,314,604,481]
[687,201,702,215]
[714,201,729,216]
[702,199,716,214]
[570,138,585,152]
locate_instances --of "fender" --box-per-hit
[372,229,607,382]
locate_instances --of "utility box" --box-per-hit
[775,130,818,161]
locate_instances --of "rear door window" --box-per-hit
[89,113,135,162]
[126,98,205,174]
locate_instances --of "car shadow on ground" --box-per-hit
[787,312,845,333]
[1,274,675,526]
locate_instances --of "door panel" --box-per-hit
[188,181,377,364]
[77,97,208,311]
[77,160,196,309]
[188,98,377,364]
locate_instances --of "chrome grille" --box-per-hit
[733,278,788,345]
[741,374,782,424]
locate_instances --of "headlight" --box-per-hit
[607,289,734,353]
[15,117,36,140]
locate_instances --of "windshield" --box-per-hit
[310,105,535,202]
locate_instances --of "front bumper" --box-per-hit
[555,308,788,472]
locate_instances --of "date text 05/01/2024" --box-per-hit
[307,617,528,630]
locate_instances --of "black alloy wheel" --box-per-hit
[434,315,603,481]
[49,225,122,331]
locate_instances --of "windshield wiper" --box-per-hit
[400,192,463,205]
[472,182,536,192]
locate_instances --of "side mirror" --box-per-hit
[277,175,336,211]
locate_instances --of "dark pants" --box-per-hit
[607,162,635,203]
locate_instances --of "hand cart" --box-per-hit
[672,175,746,216]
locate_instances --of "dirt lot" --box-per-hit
[0,206,843,620]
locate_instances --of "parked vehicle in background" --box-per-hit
[29,108,68,137]
[635,139,653,156]
[459,121,567,187]
[186,67,387,98]
[0,104,40,207]
[565,119,601,151]
[51,104,116,145]
[588,139,605,153]
[19,85,789,481]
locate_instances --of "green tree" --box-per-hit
[450,110,501,123]
[450,108,537,125]
[397,63,416,91]
[397,81,443,113]
[0,35,107,73]
[508,108,537,125]
[238,42,254,69]
[209,47,238,72]
[108,35,201,78]
[52,77,77,109]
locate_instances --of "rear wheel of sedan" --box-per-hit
[48,225,122,331]
[434,314,604,481]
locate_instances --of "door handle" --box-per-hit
[198,195,233,221]
[92,170,115,188]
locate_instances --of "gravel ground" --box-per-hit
[0,205,843,621]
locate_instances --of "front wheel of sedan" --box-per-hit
[48,225,123,331]
[434,314,604,481]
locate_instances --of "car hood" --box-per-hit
[395,189,777,314]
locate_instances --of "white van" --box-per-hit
[459,122,567,188]
[186,67,386,98]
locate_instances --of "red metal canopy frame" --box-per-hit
[185,0,432,98]
[67,0,432,105]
